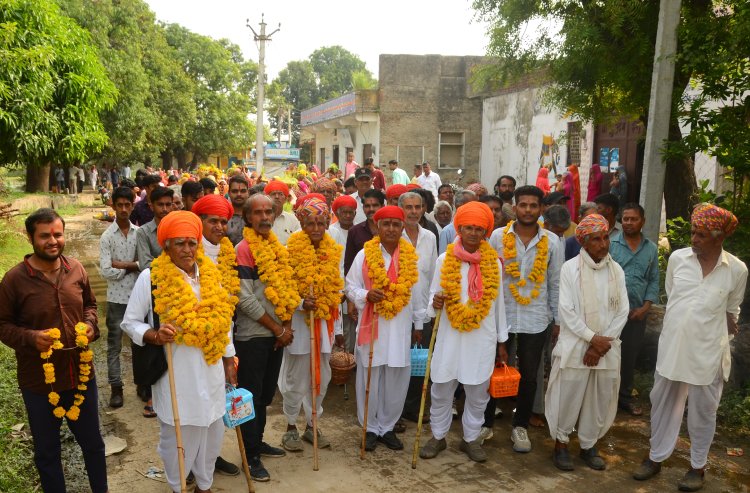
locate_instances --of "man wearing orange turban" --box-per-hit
[420,200,508,464]
[265,180,300,245]
[386,184,409,205]
[122,208,238,492]
[634,203,747,491]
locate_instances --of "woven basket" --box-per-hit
[330,349,355,385]
[489,365,521,398]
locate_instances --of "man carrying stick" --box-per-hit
[345,206,428,452]
[280,196,345,452]
[122,211,238,493]
[419,202,508,463]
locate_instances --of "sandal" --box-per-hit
[393,419,406,434]
[143,405,157,418]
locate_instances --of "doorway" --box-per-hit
[332,145,340,167]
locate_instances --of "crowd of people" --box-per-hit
[0,158,746,493]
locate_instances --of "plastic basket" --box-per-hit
[223,384,255,428]
[410,344,429,377]
[489,365,521,398]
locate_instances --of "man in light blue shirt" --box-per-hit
[609,203,659,416]
[388,160,410,185]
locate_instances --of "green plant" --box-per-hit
[718,386,750,436]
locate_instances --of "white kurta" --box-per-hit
[345,244,428,367]
[121,267,234,427]
[428,254,508,385]
[403,225,437,316]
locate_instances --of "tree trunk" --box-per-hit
[25,163,51,193]
[160,150,172,170]
[663,118,697,220]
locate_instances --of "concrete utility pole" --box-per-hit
[247,14,280,176]
[639,0,682,242]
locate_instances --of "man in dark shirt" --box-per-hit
[343,189,385,275]
[0,208,107,493]
[130,174,162,226]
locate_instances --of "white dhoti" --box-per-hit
[545,358,619,449]
[355,362,410,435]
[649,370,723,469]
[430,379,490,442]
[278,352,332,426]
[158,417,224,492]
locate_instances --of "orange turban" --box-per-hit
[406,183,421,191]
[191,194,234,220]
[453,201,494,237]
[264,180,290,196]
[386,184,408,200]
[332,195,357,214]
[575,213,609,245]
[157,211,203,248]
[691,203,738,236]
[373,205,405,223]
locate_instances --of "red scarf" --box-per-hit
[452,238,484,302]
[358,244,400,346]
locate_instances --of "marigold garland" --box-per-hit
[441,242,500,332]
[40,323,91,421]
[197,237,240,298]
[151,249,236,365]
[502,221,549,305]
[363,237,418,319]
[286,231,343,322]
[243,227,301,321]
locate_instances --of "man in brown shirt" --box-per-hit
[0,208,107,493]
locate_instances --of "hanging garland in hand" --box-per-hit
[41,323,92,421]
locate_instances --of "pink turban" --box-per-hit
[312,177,337,193]
[691,203,738,236]
[466,182,488,197]
[453,201,494,238]
[191,194,234,220]
[157,211,203,248]
[575,213,609,245]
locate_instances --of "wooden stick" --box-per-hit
[309,287,319,471]
[411,309,442,469]
[235,426,256,492]
[360,317,377,460]
[165,343,187,492]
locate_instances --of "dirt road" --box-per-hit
[61,203,749,493]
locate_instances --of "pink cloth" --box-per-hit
[344,160,359,180]
[452,238,484,303]
[587,164,603,202]
[563,173,576,221]
[535,168,550,195]
[358,244,400,346]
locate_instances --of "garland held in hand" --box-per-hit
[150,249,236,365]
[441,242,500,332]
[242,227,300,321]
[502,221,549,305]
[41,323,92,421]
[363,237,418,319]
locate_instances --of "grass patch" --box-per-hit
[0,218,30,278]
[0,345,39,492]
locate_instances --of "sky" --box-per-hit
[144,0,491,80]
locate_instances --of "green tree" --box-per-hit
[472,0,741,220]
[0,0,116,191]
[352,69,377,91]
[310,46,369,101]
[274,60,319,145]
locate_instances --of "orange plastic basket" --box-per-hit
[489,365,521,398]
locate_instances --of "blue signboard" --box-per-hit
[300,93,356,126]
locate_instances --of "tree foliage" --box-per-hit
[0,0,116,170]
[310,46,369,102]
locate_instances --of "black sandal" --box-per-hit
[143,405,157,418]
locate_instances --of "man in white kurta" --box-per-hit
[419,202,508,463]
[633,204,747,492]
[545,214,628,472]
[330,195,358,353]
[121,211,235,493]
[345,206,428,452]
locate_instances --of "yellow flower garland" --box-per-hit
[286,231,343,322]
[197,237,240,298]
[363,237,418,319]
[242,227,300,321]
[502,221,549,305]
[151,249,236,365]
[441,242,500,332]
[41,323,92,421]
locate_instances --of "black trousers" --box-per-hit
[511,328,550,428]
[236,337,283,459]
[21,379,107,493]
[619,317,647,405]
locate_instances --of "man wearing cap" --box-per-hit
[122,211,237,493]
[350,167,374,225]
[388,159,410,186]
[545,214,628,471]
[419,202,508,463]
[345,206,428,452]
[329,195,358,352]
[280,197,344,452]
[386,184,408,206]
[191,194,242,477]
[634,204,747,492]
[265,179,301,245]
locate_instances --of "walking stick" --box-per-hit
[234,427,256,492]
[309,287,319,471]
[165,343,187,493]
[411,308,442,469]
[360,316,377,460]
